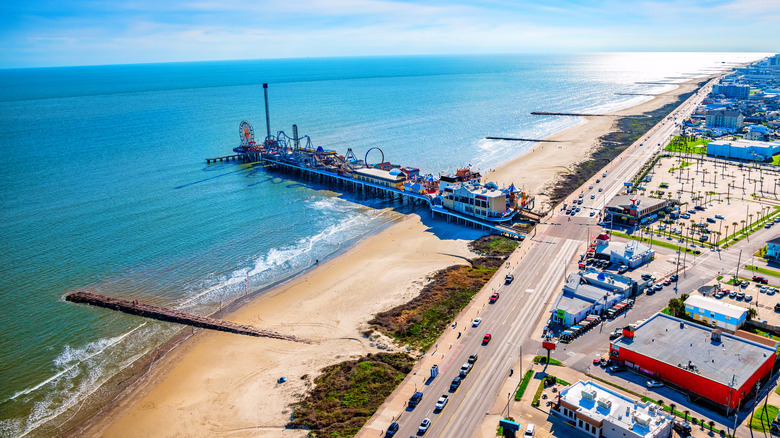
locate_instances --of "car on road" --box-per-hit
[490,293,499,303]
[579,193,584,198]
[653,284,663,291]
[589,185,593,189]
[482,334,492,344]
[505,274,514,284]
[663,279,671,286]
[670,274,678,282]
[450,376,462,391]
[472,317,482,327]
[386,421,399,436]
[599,187,603,192]
[715,214,724,220]
[753,276,768,284]
[409,392,423,408]
[418,418,431,434]
[646,380,664,388]
[468,353,478,364]
[596,179,601,183]
[459,362,473,377]
[434,395,449,411]
[590,194,595,199]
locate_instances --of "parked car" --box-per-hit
[409,392,423,408]
[386,421,399,436]
[599,187,603,192]
[775,302,780,312]
[418,418,431,434]
[646,380,664,388]
[715,214,724,220]
[609,329,623,340]
[654,284,663,291]
[673,421,692,435]
[618,265,628,274]
[524,424,536,437]
[670,274,678,282]
[593,355,601,365]
[450,377,462,391]
[609,365,625,373]
[741,281,749,288]
[729,290,737,298]
[745,295,753,302]
[482,333,492,344]
[663,279,671,286]
[591,194,595,199]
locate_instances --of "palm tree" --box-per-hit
[683,410,690,422]
[733,222,739,237]
[741,219,747,234]
[669,403,676,417]
[708,420,715,431]
[725,225,729,240]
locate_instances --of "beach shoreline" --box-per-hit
[73,77,707,438]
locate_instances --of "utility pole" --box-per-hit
[736,249,743,283]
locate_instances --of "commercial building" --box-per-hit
[554,380,673,438]
[592,232,654,268]
[706,139,780,161]
[766,236,780,260]
[604,195,671,227]
[705,109,744,131]
[609,313,776,410]
[352,167,407,189]
[684,295,747,331]
[550,271,631,327]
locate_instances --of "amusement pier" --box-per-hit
[208,84,538,239]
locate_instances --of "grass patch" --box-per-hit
[533,356,563,366]
[750,404,779,432]
[745,265,780,278]
[611,231,698,254]
[369,257,502,351]
[287,353,415,437]
[514,370,534,401]
[531,375,570,407]
[469,235,519,257]
[664,135,710,155]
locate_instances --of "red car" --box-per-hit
[753,276,768,284]
[489,293,499,303]
[482,334,492,344]
[663,279,672,286]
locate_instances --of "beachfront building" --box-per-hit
[554,380,673,438]
[706,139,780,161]
[684,295,748,331]
[609,313,777,411]
[592,232,654,268]
[765,236,780,260]
[705,109,744,131]
[353,167,407,189]
[550,271,629,327]
[604,195,670,227]
[712,83,751,99]
[438,168,481,192]
[440,181,509,219]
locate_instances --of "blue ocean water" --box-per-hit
[0,52,765,436]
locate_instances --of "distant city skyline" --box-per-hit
[1,0,778,68]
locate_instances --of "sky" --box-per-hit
[0,0,778,68]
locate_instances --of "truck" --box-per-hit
[434,395,449,411]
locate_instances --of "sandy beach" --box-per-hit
[78,78,705,438]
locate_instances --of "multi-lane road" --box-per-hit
[388,77,719,438]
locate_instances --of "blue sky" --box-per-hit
[0,0,778,68]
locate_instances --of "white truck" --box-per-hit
[435,395,449,410]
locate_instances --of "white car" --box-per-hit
[646,380,664,388]
[472,317,482,327]
[435,395,449,411]
[418,418,431,434]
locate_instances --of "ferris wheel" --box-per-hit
[239,121,255,147]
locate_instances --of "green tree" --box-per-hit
[708,420,715,431]
[748,308,758,321]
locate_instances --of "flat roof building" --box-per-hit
[610,313,776,411]
[593,233,655,268]
[706,138,780,161]
[550,271,630,327]
[604,195,670,227]
[554,380,673,438]
[684,295,748,331]
[353,167,407,189]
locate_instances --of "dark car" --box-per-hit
[505,274,514,284]
[673,421,692,435]
[450,376,462,391]
[386,422,399,436]
[670,274,678,282]
[608,365,625,373]
[408,392,423,408]
[753,276,769,284]
[468,353,478,364]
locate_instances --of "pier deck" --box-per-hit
[65,291,311,343]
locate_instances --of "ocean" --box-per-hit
[0,52,766,436]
